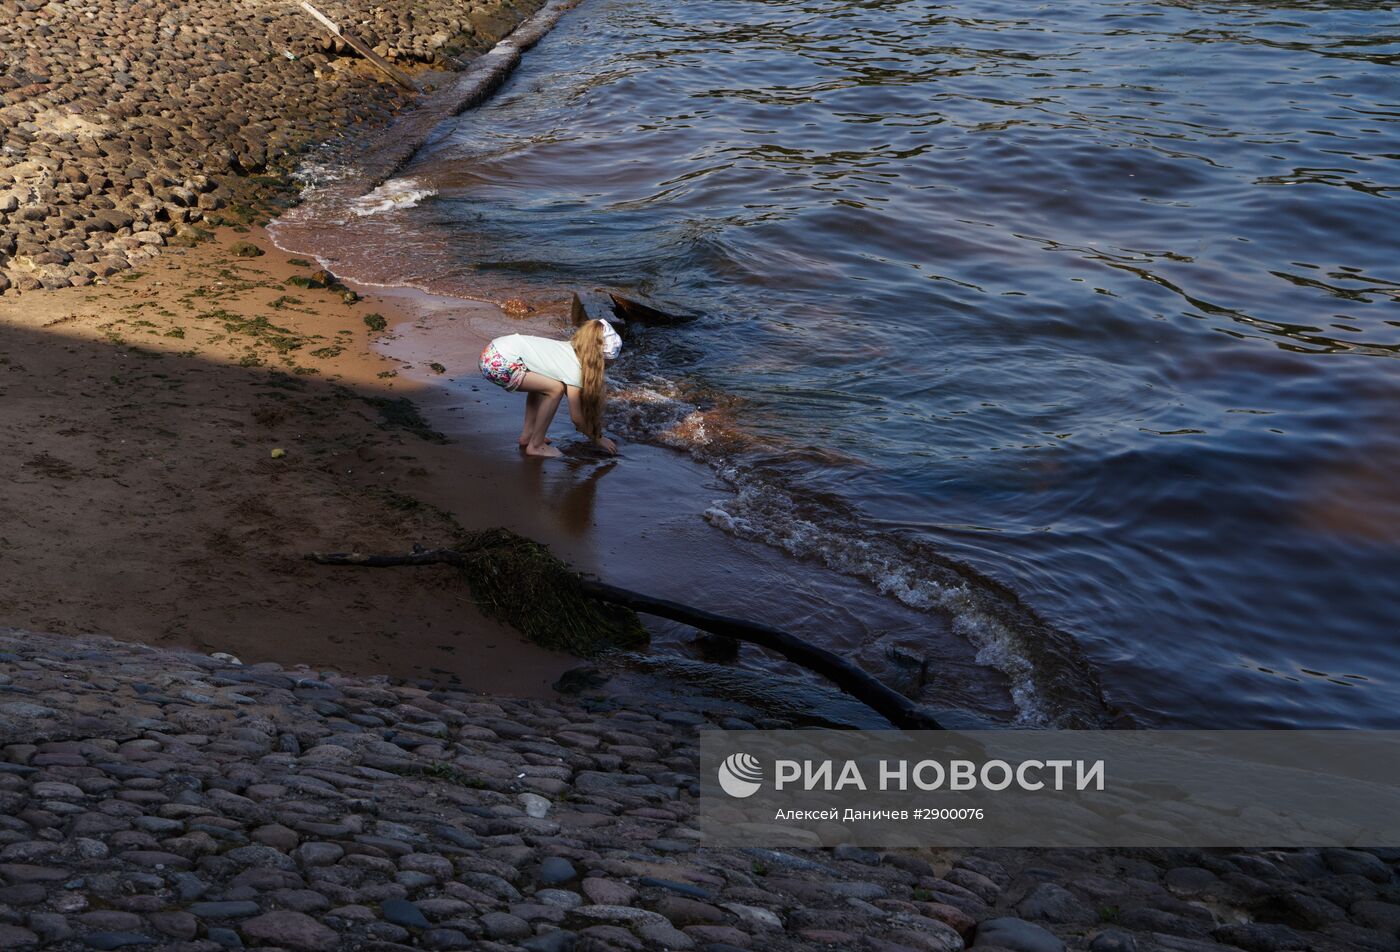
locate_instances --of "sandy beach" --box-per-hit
[0,225,576,696]
[0,0,591,690]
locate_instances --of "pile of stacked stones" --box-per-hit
[1,627,1399,951]
[0,0,541,293]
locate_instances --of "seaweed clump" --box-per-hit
[360,394,447,443]
[456,528,648,656]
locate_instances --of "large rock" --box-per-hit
[0,925,39,949]
[380,898,430,930]
[537,857,577,884]
[1212,922,1307,951]
[480,912,531,940]
[1089,929,1138,952]
[1321,849,1392,883]
[239,910,339,951]
[973,917,1065,952]
[1015,883,1094,925]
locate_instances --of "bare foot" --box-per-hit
[524,443,563,459]
[518,435,553,447]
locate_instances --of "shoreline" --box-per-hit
[256,0,1121,732]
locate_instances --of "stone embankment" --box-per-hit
[0,0,543,293]
[0,628,1398,952]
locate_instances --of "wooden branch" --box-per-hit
[299,1,416,91]
[578,580,944,730]
[305,546,943,729]
[307,549,463,567]
[607,292,698,326]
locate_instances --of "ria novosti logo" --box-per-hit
[717,752,764,798]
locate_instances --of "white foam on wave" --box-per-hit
[290,159,354,190]
[700,475,1052,726]
[608,370,715,450]
[350,178,439,217]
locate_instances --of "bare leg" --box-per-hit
[519,392,542,447]
[515,373,565,458]
[518,393,553,446]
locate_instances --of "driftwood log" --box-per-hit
[307,548,943,730]
[299,1,417,90]
[607,292,699,326]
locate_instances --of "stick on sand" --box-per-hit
[308,546,944,730]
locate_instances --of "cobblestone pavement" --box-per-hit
[0,628,1397,951]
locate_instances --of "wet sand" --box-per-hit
[0,227,574,696]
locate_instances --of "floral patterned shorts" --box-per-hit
[479,341,527,391]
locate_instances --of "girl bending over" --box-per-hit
[478,318,622,458]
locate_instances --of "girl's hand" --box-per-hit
[596,436,619,455]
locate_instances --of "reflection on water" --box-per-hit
[284,0,1400,727]
[527,456,616,537]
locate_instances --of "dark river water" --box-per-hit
[284,0,1400,728]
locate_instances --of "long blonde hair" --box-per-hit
[571,319,608,440]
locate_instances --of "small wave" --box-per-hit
[605,363,1115,729]
[612,384,717,450]
[350,178,439,217]
[701,476,1113,728]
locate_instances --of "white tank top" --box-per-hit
[491,334,582,388]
